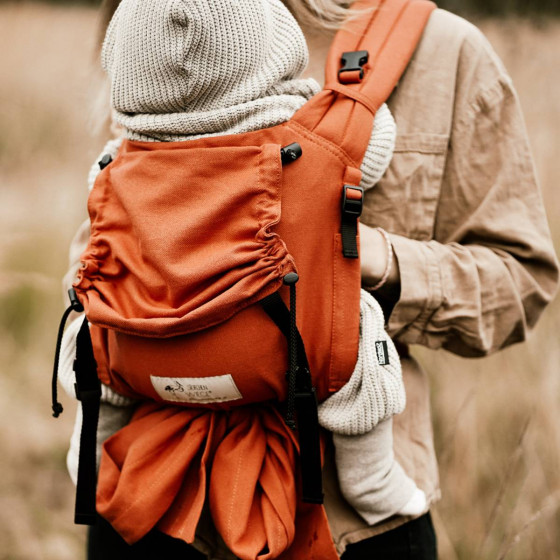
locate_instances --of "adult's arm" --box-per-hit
[380,35,558,357]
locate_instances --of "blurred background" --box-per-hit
[0,1,559,559]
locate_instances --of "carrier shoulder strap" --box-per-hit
[292,0,436,167]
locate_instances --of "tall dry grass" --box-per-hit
[0,4,558,559]
[0,4,102,558]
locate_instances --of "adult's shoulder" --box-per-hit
[390,8,512,130]
[413,9,510,86]
[422,8,486,47]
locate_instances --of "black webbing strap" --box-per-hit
[260,292,324,504]
[74,317,101,525]
[341,216,359,258]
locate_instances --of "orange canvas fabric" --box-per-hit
[293,0,436,164]
[77,143,296,338]
[75,0,437,557]
[97,402,338,560]
[78,122,362,403]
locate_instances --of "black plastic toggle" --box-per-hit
[283,272,299,285]
[339,50,369,82]
[52,402,63,418]
[68,288,84,313]
[98,153,113,170]
[280,143,303,165]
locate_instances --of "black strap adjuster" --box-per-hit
[341,185,363,258]
[341,185,364,217]
[339,50,369,84]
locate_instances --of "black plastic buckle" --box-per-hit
[341,185,364,217]
[339,50,369,83]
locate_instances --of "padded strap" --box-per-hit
[293,0,436,167]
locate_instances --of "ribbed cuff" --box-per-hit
[386,234,443,345]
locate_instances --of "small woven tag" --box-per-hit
[375,340,390,366]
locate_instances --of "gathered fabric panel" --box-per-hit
[97,403,338,560]
[75,142,296,337]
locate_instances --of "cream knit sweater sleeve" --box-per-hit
[318,289,406,435]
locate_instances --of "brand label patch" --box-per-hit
[150,374,243,404]
[375,340,390,366]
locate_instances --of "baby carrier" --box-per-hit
[52,0,435,557]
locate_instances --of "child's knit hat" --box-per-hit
[102,0,320,141]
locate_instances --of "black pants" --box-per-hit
[88,513,437,559]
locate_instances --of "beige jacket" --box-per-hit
[65,8,558,559]
[323,7,558,555]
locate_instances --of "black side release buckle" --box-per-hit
[338,50,369,84]
[341,185,364,258]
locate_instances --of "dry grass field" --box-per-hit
[0,3,558,559]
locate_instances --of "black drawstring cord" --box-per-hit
[52,288,84,418]
[259,287,324,503]
[283,272,299,430]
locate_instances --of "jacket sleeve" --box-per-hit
[386,51,558,356]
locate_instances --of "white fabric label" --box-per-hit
[150,374,243,404]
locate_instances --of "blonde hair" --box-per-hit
[281,0,355,30]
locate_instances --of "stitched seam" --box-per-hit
[225,437,244,544]
[286,120,359,169]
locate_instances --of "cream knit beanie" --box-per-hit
[102,0,320,141]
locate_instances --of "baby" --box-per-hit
[60,0,425,533]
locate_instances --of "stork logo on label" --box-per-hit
[375,340,390,365]
[165,381,185,394]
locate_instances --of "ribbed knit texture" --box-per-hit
[318,289,406,435]
[102,0,319,141]
[361,103,396,190]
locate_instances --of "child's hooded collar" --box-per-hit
[102,0,321,141]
